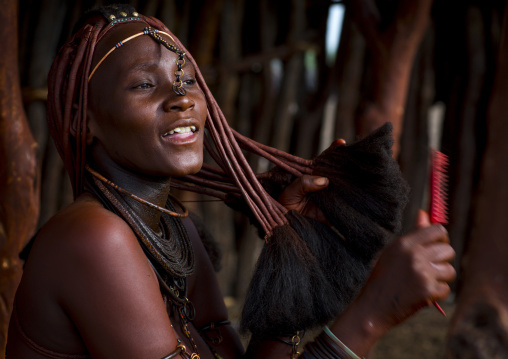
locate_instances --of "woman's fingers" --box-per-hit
[415,209,431,228]
[277,175,330,222]
[329,138,347,149]
[430,281,452,302]
[431,262,457,282]
[404,224,449,248]
[278,175,329,211]
[425,242,456,262]
[300,175,329,193]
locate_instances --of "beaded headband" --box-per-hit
[88,27,187,96]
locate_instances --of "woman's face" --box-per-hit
[87,23,207,178]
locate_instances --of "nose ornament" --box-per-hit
[144,27,187,96]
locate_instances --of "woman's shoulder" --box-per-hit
[44,192,132,242]
[20,192,159,314]
[24,193,146,288]
[32,193,139,260]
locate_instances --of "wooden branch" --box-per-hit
[333,11,366,143]
[199,40,319,83]
[350,0,434,157]
[446,6,487,293]
[346,0,382,54]
[397,30,433,232]
[446,4,508,357]
[271,0,307,153]
[216,0,243,122]
[189,0,225,66]
[0,0,40,353]
[249,0,279,171]
[22,87,48,102]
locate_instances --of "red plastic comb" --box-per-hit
[429,149,449,317]
[430,150,449,225]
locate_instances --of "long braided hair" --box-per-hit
[47,4,410,336]
[47,5,291,236]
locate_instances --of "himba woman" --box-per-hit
[6,4,456,359]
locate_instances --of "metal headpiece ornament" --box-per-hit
[88,7,187,96]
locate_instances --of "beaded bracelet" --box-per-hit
[323,326,365,359]
[302,327,366,359]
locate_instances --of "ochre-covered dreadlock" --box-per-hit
[47,4,410,337]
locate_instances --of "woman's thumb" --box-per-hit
[416,209,431,229]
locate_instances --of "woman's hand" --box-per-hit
[277,174,329,221]
[356,210,456,329]
[278,138,346,222]
[328,210,456,356]
[277,138,347,221]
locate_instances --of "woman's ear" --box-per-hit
[69,104,95,145]
[69,104,80,139]
[86,125,95,145]
[83,107,98,146]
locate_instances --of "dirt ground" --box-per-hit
[373,301,455,359]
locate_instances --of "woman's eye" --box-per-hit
[133,83,153,89]
[184,78,196,86]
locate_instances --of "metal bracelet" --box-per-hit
[161,344,186,359]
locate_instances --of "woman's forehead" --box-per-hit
[91,22,175,70]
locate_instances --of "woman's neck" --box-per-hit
[88,156,172,235]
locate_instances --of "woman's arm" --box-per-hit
[52,201,181,359]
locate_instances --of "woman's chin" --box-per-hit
[164,159,203,178]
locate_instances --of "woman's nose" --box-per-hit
[163,91,195,112]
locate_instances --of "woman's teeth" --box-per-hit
[165,126,196,135]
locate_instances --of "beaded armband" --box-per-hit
[302,326,365,359]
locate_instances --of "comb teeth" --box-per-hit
[430,149,449,224]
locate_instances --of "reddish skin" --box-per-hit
[7,23,456,359]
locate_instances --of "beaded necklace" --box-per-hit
[86,165,188,219]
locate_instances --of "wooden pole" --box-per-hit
[446,3,508,357]
[0,0,40,353]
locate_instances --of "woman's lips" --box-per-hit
[162,125,198,142]
[163,125,197,136]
